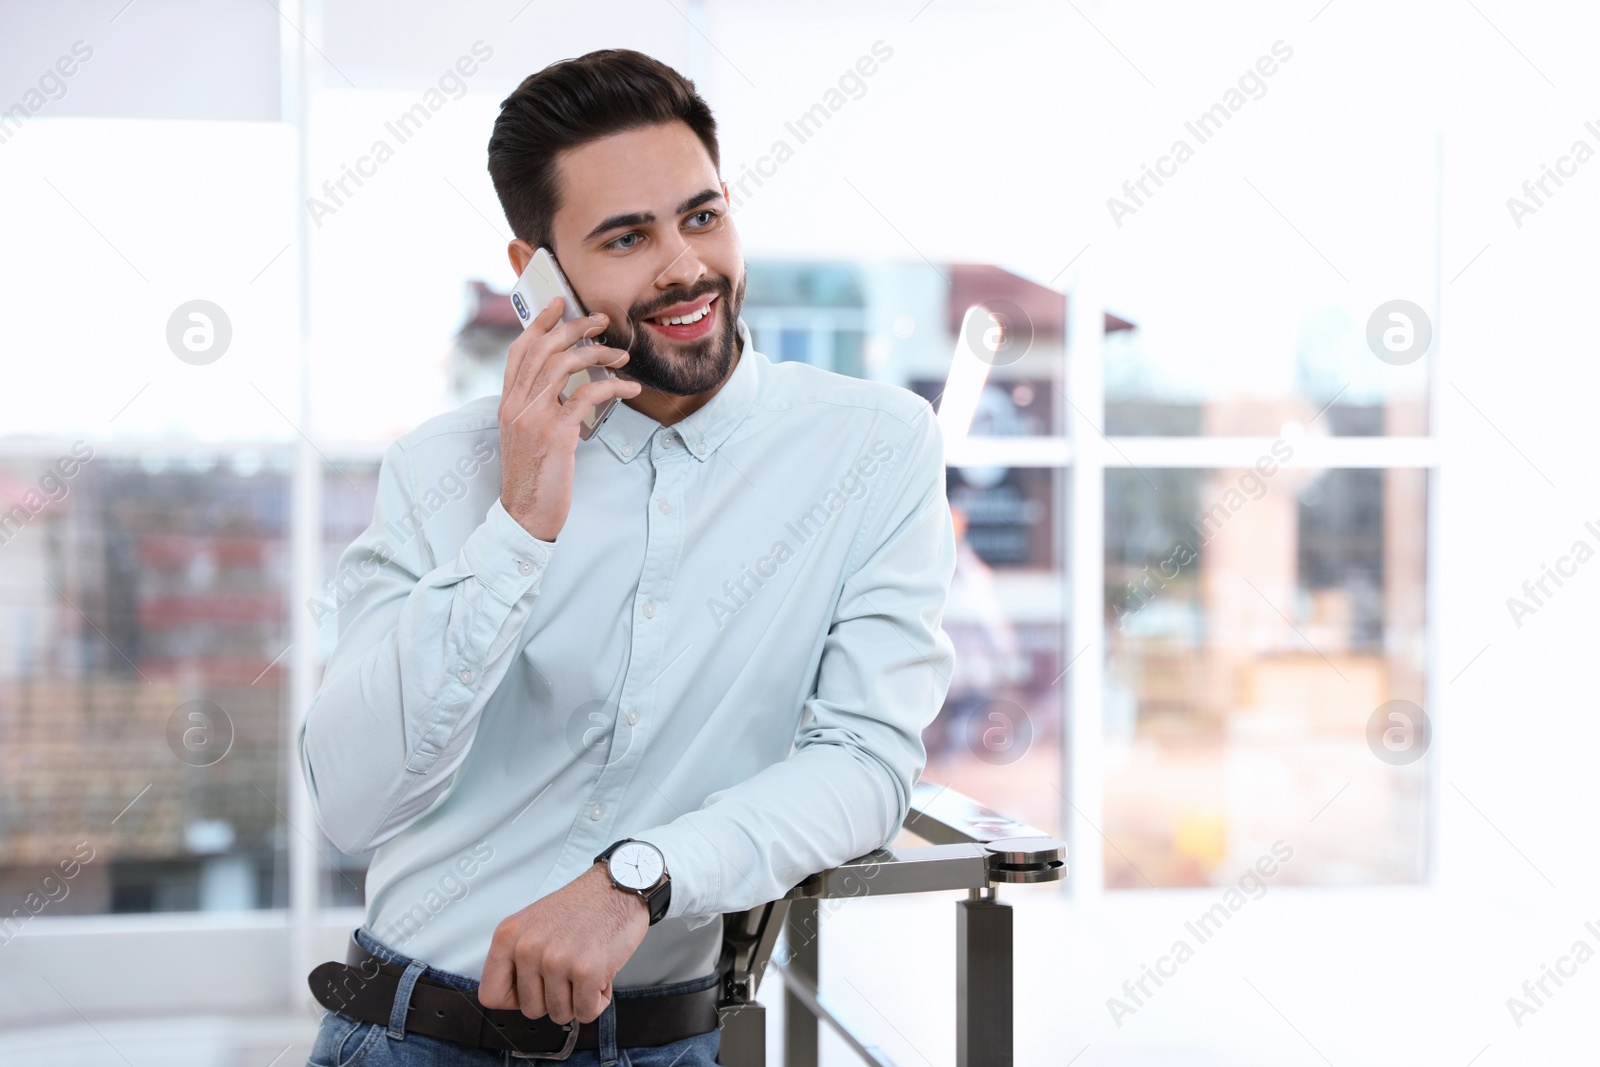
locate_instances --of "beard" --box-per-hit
[607,267,747,396]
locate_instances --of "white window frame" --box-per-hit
[944,262,1441,900]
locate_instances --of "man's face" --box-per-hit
[541,120,745,397]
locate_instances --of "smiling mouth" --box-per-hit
[644,294,719,341]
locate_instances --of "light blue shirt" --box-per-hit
[298,316,957,985]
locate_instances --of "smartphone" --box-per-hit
[508,247,620,440]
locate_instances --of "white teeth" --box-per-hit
[655,302,710,326]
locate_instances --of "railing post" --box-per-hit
[956,885,1013,1067]
[718,1000,767,1066]
[735,785,1060,1066]
[782,897,820,1067]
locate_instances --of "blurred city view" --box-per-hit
[0,257,1430,917]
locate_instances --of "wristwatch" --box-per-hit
[594,838,672,925]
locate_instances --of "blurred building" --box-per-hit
[0,455,292,914]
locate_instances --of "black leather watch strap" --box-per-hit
[646,876,671,924]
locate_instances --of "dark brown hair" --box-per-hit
[487,49,720,255]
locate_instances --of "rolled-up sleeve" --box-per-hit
[297,437,557,855]
[636,402,957,928]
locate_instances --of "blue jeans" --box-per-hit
[306,927,722,1067]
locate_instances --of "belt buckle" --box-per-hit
[510,1021,578,1060]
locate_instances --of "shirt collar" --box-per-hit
[594,314,759,464]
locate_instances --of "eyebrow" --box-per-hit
[582,188,725,244]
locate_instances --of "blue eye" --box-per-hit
[605,210,718,251]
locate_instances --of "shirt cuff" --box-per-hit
[636,824,721,931]
[458,497,556,606]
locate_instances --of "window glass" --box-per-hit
[0,451,292,914]
[1103,465,1429,886]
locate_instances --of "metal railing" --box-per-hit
[713,781,1067,1067]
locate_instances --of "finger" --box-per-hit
[478,940,516,1010]
[543,964,575,1025]
[545,341,630,384]
[576,338,632,366]
[572,972,611,1025]
[508,312,610,407]
[504,296,565,398]
[504,303,602,420]
[506,324,605,425]
[560,377,643,424]
[507,345,631,430]
[546,345,632,396]
[515,956,547,1020]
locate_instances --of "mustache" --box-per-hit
[605,279,729,349]
[635,280,726,323]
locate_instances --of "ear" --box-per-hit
[721,179,730,208]
[508,238,536,277]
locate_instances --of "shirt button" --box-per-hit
[662,434,675,448]
[642,601,656,619]
[657,499,672,515]
[517,560,533,576]
[588,804,604,821]
[622,444,634,457]
[458,669,473,685]
[695,442,706,454]
[625,708,640,726]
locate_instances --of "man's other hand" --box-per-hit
[477,862,650,1024]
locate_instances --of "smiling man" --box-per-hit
[298,48,956,1067]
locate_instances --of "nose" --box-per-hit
[652,231,706,292]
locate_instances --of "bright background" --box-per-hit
[0,1,1596,1064]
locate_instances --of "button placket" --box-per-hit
[615,449,682,758]
[566,445,684,869]
[635,433,685,627]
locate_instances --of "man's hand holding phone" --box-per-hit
[499,295,641,542]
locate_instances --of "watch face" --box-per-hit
[608,840,664,891]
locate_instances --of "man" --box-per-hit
[298,47,956,1066]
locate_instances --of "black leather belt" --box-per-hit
[307,932,721,1057]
